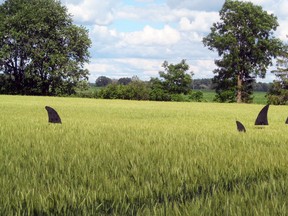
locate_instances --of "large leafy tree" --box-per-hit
[0,0,91,95]
[203,0,282,103]
[267,42,288,105]
[157,59,193,94]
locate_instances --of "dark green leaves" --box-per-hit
[158,60,193,95]
[203,0,282,103]
[0,0,91,95]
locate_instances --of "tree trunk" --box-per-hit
[237,74,242,103]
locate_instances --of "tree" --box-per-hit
[95,76,112,87]
[203,0,282,103]
[0,0,91,95]
[267,43,288,105]
[118,77,132,85]
[158,60,193,94]
[149,77,171,101]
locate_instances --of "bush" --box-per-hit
[98,84,119,99]
[267,81,288,105]
[214,90,236,103]
[149,88,171,101]
[267,92,288,105]
[171,94,189,102]
[189,91,204,102]
[98,81,150,100]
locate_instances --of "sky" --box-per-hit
[1,0,288,82]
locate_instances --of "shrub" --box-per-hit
[189,91,204,102]
[171,94,189,102]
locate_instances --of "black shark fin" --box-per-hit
[255,105,269,126]
[236,120,246,132]
[45,106,62,124]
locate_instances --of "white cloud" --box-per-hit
[66,0,120,25]
[115,58,163,77]
[120,25,181,46]
[89,24,182,59]
[179,11,219,32]
[91,25,118,40]
[115,4,176,23]
[277,18,288,42]
[86,58,164,81]
[278,0,288,17]
[189,60,216,78]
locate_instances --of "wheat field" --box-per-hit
[0,95,287,215]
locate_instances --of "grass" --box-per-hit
[252,91,268,104]
[0,95,287,215]
[199,90,267,104]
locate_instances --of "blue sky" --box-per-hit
[1,0,287,82]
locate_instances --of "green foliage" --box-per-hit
[189,91,204,102]
[0,0,91,96]
[170,93,189,102]
[95,76,112,87]
[158,60,193,94]
[1,95,288,214]
[192,78,271,92]
[98,83,119,99]
[98,81,150,100]
[214,89,236,103]
[118,77,132,85]
[92,69,195,102]
[267,81,288,105]
[203,0,282,103]
[127,80,150,100]
[149,77,172,101]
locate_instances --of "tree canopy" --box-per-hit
[95,76,112,87]
[203,0,282,103]
[158,60,193,94]
[0,0,91,95]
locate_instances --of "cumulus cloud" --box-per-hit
[179,11,219,32]
[92,25,118,40]
[87,58,164,81]
[115,4,176,23]
[120,25,181,46]
[90,24,182,59]
[66,0,120,25]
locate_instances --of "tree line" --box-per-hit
[95,76,272,92]
[191,79,272,92]
[0,0,287,104]
[77,58,273,103]
[79,60,204,102]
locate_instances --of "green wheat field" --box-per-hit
[0,95,288,215]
